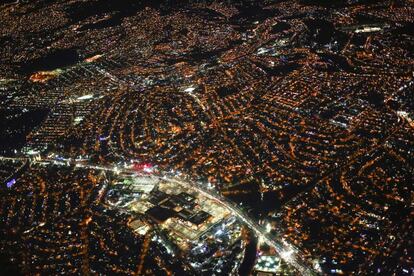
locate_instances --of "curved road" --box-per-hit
[1,156,316,275]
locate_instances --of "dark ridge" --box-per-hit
[366,89,385,107]
[350,33,369,47]
[304,18,335,45]
[283,52,308,61]
[184,7,225,20]
[20,48,79,74]
[66,0,146,22]
[185,47,222,62]
[318,53,354,72]
[227,191,261,216]
[395,22,414,36]
[230,6,279,25]
[217,85,238,98]
[281,12,307,21]
[264,63,302,76]
[260,191,283,213]
[77,13,123,31]
[354,13,387,25]
[270,21,291,33]
[0,252,21,276]
[0,108,49,156]
[182,43,236,63]
[320,105,340,119]
[66,0,187,23]
[332,30,350,50]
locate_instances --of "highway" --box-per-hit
[1,155,316,275]
[168,178,316,275]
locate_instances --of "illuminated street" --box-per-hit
[4,155,314,274]
[1,1,413,275]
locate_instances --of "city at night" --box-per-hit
[0,0,413,275]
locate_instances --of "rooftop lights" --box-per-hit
[77,94,94,101]
[6,179,16,188]
[265,223,272,233]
